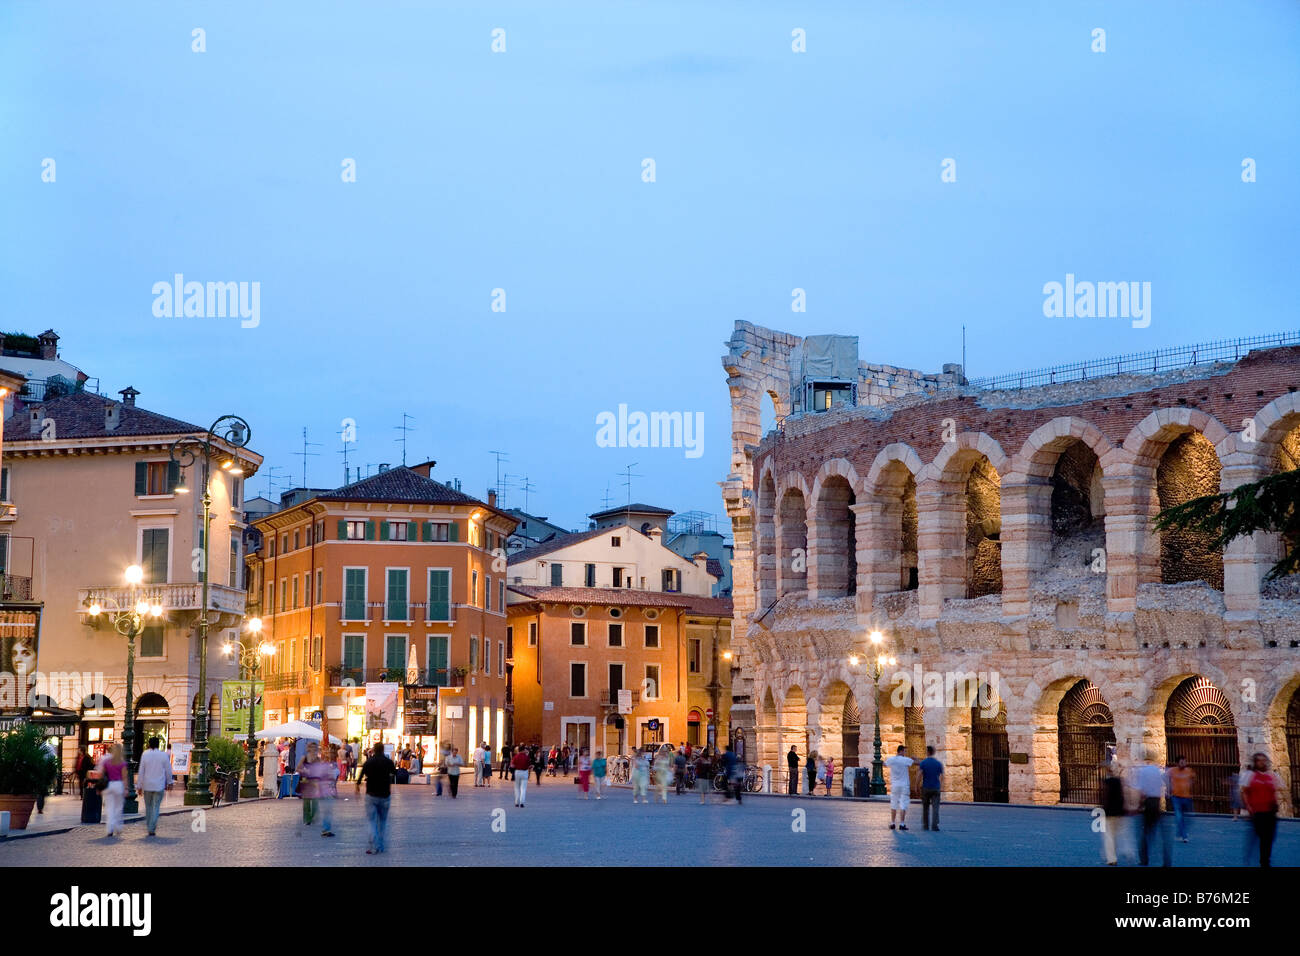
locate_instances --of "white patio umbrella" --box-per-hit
[254,719,342,745]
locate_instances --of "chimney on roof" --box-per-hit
[648,527,663,545]
[410,460,437,478]
[119,386,139,407]
[28,405,43,436]
[488,489,497,508]
[693,550,710,572]
[104,401,120,432]
[378,463,390,473]
[38,330,58,360]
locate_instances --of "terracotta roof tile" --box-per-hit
[507,585,696,608]
[4,391,203,441]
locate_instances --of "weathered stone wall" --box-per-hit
[722,321,1300,812]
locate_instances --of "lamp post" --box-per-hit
[222,618,272,799]
[170,414,253,807]
[86,564,164,815]
[865,629,896,796]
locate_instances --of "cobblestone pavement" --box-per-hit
[2,781,1295,866]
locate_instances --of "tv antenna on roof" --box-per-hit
[506,473,535,513]
[263,465,289,500]
[394,413,415,467]
[620,463,642,508]
[489,450,509,505]
[294,427,321,488]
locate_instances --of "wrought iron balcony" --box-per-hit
[264,671,312,692]
[600,689,640,708]
[0,573,33,601]
[326,666,464,688]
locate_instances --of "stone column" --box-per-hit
[855,499,895,606]
[917,478,965,619]
[1220,457,1266,618]
[1102,471,1155,615]
[1000,479,1052,617]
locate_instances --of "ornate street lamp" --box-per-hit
[222,617,272,799]
[170,414,252,807]
[865,629,896,796]
[86,564,164,814]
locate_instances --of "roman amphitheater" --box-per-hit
[720,320,1300,813]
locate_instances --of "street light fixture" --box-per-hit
[86,564,164,814]
[223,616,272,799]
[862,629,896,796]
[169,414,253,807]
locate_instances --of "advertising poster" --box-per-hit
[220,680,264,738]
[364,682,399,731]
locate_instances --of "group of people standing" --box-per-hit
[1101,750,1283,867]
[785,747,839,795]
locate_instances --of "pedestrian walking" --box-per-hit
[336,745,349,783]
[1168,755,1195,843]
[722,744,744,804]
[500,744,512,780]
[1240,752,1281,867]
[355,741,395,854]
[446,747,464,797]
[1131,750,1171,866]
[674,746,687,796]
[301,743,338,837]
[787,746,799,795]
[591,750,607,799]
[511,745,532,806]
[695,750,713,804]
[482,743,493,789]
[136,736,173,837]
[97,743,128,838]
[1099,761,1126,865]
[653,746,673,803]
[472,742,485,787]
[918,746,944,831]
[532,745,545,786]
[883,745,914,830]
[631,749,651,804]
[297,742,325,826]
[578,748,593,799]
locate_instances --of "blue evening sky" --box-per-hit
[3,1,1297,534]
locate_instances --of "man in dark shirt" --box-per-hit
[786,747,799,795]
[356,742,396,855]
[918,746,944,831]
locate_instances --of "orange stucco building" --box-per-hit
[246,463,517,758]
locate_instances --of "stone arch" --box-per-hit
[1236,395,1300,591]
[1002,419,1117,614]
[756,685,780,772]
[1162,675,1240,812]
[817,680,855,770]
[756,466,778,610]
[1264,674,1300,816]
[917,433,1008,612]
[810,471,857,599]
[1027,676,1117,805]
[776,484,809,597]
[970,681,1010,803]
[1107,409,1232,600]
[862,444,923,599]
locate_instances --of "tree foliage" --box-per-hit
[1154,468,1300,580]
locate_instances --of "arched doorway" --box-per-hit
[1164,677,1238,812]
[842,692,860,768]
[687,709,703,748]
[814,475,856,597]
[1057,680,1116,804]
[135,692,170,749]
[971,697,1009,802]
[1286,688,1300,817]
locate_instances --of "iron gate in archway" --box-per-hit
[842,693,860,768]
[1286,689,1300,817]
[1164,677,1239,813]
[971,701,1009,803]
[1058,680,1116,805]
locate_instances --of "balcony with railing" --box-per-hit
[337,601,455,625]
[600,689,641,709]
[264,671,312,692]
[79,582,248,621]
[326,665,464,688]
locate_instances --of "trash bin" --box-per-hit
[81,785,103,823]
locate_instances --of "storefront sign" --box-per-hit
[403,685,437,735]
[220,681,264,739]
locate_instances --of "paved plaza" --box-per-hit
[1,781,1295,867]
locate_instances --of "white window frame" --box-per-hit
[136,521,174,585]
[341,566,369,622]
[644,624,660,649]
[383,633,409,675]
[568,661,588,699]
[384,566,411,622]
[426,566,453,622]
[341,633,367,680]
[570,620,587,647]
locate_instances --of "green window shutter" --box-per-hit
[410,521,419,541]
[365,520,375,540]
[428,569,450,621]
[134,462,147,495]
[338,520,348,539]
[428,636,449,686]
[379,521,390,541]
[448,521,459,542]
[421,521,432,542]
[166,460,180,492]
